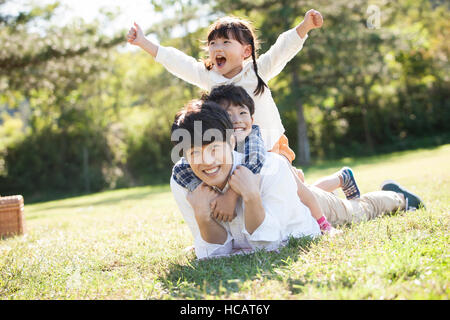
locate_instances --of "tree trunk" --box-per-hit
[83,146,90,193]
[362,80,375,153]
[361,105,374,152]
[297,101,311,166]
[292,71,310,166]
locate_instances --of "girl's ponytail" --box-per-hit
[250,37,268,96]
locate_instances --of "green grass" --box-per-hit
[1,145,449,299]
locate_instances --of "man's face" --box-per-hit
[185,139,235,189]
[225,103,253,143]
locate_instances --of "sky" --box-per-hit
[1,0,161,48]
[2,0,157,29]
[1,0,215,52]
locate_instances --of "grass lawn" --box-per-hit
[1,145,449,300]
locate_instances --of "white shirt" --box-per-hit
[170,151,320,259]
[156,28,308,150]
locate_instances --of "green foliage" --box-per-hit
[0,0,128,197]
[123,107,175,186]
[220,0,450,161]
[0,0,449,197]
[0,109,111,196]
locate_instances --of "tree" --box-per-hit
[210,0,449,161]
[0,0,126,195]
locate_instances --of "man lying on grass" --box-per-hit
[170,100,425,260]
[172,85,364,235]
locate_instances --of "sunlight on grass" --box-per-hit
[1,145,449,299]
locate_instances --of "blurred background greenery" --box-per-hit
[0,0,449,201]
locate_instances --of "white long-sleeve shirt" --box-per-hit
[156,28,308,150]
[170,151,320,260]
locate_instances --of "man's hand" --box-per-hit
[186,182,219,219]
[210,188,239,223]
[187,183,228,245]
[229,166,265,235]
[127,22,146,47]
[229,166,261,202]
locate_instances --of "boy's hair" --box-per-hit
[171,99,233,150]
[203,16,268,96]
[202,84,255,116]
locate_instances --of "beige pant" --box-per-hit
[308,186,405,226]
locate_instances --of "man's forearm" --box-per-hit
[223,187,239,210]
[195,211,228,244]
[243,193,266,235]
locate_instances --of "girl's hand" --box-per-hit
[127,22,146,46]
[303,9,323,31]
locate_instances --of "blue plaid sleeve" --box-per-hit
[172,157,202,192]
[241,125,266,174]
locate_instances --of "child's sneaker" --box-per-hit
[183,245,195,253]
[324,227,343,236]
[380,180,426,211]
[340,167,360,200]
[317,216,343,236]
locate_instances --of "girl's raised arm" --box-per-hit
[257,9,323,82]
[127,22,158,57]
[155,46,210,90]
[127,22,210,90]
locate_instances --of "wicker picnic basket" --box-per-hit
[0,195,26,237]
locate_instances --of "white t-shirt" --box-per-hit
[155,28,308,150]
[170,151,320,259]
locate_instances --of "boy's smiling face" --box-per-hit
[225,103,253,143]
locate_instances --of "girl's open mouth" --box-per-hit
[216,56,226,68]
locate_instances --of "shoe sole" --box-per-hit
[380,180,425,210]
[342,167,360,200]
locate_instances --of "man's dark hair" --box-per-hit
[202,84,255,116]
[171,99,233,150]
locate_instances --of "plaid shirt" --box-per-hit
[172,125,266,191]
